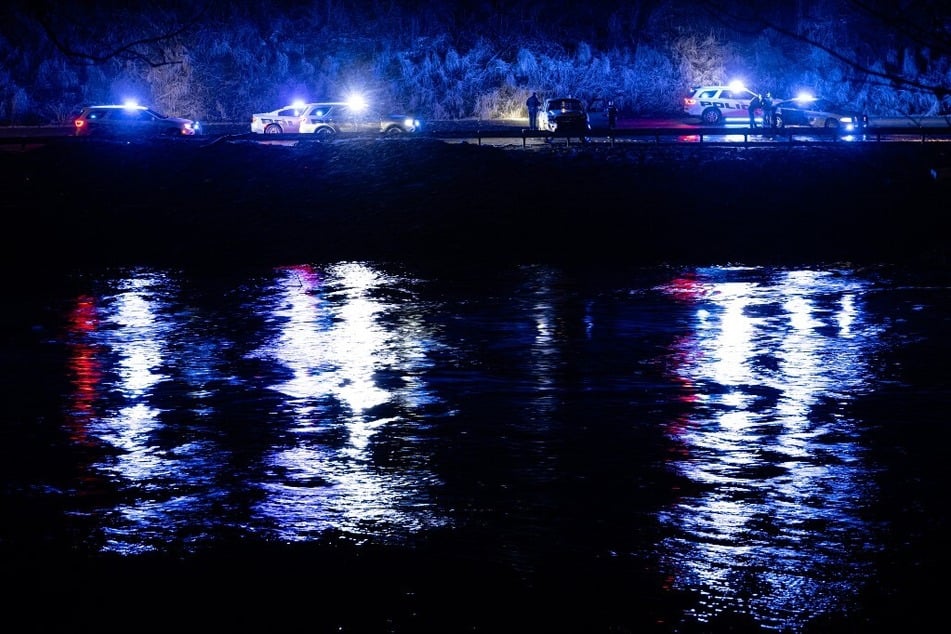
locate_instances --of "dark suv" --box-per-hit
[538,97,590,137]
[73,104,202,137]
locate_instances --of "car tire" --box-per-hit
[701,107,723,125]
[315,127,334,141]
[774,114,785,129]
[384,126,404,136]
[264,124,283,134]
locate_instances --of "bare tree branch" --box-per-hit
[700,0,950,98]
[23,1,209,67]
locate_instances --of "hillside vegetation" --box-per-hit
[0,1,948,124]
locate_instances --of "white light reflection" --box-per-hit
[655,267,882,631]
[64,270,231,554]
[250,263,446,542]
[529,266,562,397]
[83,273,170,490]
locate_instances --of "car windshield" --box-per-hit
[548,99,583,110]
[789,98,837,111]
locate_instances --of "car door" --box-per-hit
[275,106,304,133]
[335,106,379,134]
[779,103,807,126]
[811,100,839,127]
[110,108,158,136]
[721,89,758,118]
[299,104,334,133]
[587,98,608,129]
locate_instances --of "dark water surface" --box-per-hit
[2,261,948,632]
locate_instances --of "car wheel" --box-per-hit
[315,127,334,141]
[824,118,839,129]
[264,124,283,134]
[774,114,785,128]
[384,126,404,136]
[701,107,723,125]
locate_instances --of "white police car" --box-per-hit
[773,95,868,131]
[251,97,420,137]
[298,102,421,137]
[683,84,761,125]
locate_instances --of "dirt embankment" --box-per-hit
[3,137,948,270]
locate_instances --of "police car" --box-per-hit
[251,98,420,137]
[683,84,761,125]
[73,103,202,137]
[773,95,868,131]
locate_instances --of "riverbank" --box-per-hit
[3,137,948,271]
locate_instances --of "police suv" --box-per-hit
[683,85,760,125]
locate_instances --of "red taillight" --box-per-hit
[684,98,697,106]
[74,120,84,128]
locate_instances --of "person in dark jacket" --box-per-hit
[607,101,618,129]
[748,93,763,128]
[527,92,541,130]
[761,92,774,128]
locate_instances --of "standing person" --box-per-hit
[607,100,618,129]
[748,93,763,128]
[527,92,541,130]
[761,91,774,128]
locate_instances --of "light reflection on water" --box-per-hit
[248,263,446,542]
[40,262,944,629]
[655,268,882,630]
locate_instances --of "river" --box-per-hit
[2,260,947,632]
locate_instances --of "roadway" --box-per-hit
[1,115,949,147]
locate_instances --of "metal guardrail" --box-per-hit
[429,125,951,146]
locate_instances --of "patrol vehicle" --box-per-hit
[683,84,761,125]
[773,95,868,131]
[73,103,202,137]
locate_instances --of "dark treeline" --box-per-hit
[0,0,948,124]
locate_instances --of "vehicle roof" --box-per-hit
[689,85,759,94]
[276,102,348,108]
[255,102,349,114]
[776,97,840,105]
